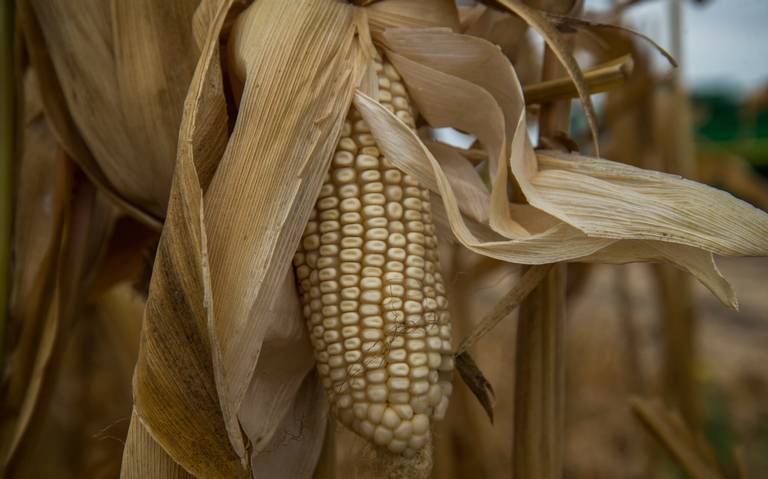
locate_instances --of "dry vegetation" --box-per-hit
[1,0,767,477]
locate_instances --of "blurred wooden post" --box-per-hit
[512,14,573,477]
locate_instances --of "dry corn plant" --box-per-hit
[2,0,768,478]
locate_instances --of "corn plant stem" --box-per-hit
[512,38,571,479]
[657,0,698,430]
[614,267,644,395]
[0,0,16,368]
[523,54,631,105]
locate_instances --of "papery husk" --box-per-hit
[367,0,459,34]
[121,409,193,479]
[124,0,374,476]
[462,3,528,63]
[250,373,328,478]
[122,1,245,475]
[357,28,768,308]
[237,269,316,458]
[129,151,243,478]
[533,151,768,257]
[493,0,600,153]
[22,0,202,221]
[203,3,369,469]
[17,0,160,230]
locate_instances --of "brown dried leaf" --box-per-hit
[455,352,496,423]
[121,410,193,479]
[129,151,243,478]
[8,83,70,405]
[18,0,161,229]
[202,0,368,452]
[367,0,459,34]
[25,0,201,219]
[494,0,600,154]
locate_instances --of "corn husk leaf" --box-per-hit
[358,28,768,308]
[17,0,161,230]
[533,151,768,256]
[494,0,600,154]
[544,12,677,67]
[462,4,528,60]
[455,352,496,423]
[250,373,328,478]
[202,1,368,459]
[24,0,201,221]
[129,149,243,478]
[121,410,193,479]
[238,269,316,457]
[367,0,459,33]
[122,1,247,475]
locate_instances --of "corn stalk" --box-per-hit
[512,16,575,478]
[657,0,698,429]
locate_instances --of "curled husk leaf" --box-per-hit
[356,27,768,309]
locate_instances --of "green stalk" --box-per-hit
[0,0,16,365]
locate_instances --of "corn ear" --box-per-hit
[293,52,453,456]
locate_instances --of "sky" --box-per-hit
[589,0,768,94]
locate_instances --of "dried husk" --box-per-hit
[22,0,201,221]
[121,1,466,476]
[356,28,768,308]
[367,0,459,33]
[249,373,328,478]
[202,2,368,470]
[121,409,193,479]
[122,1,243,476]
[129,151,243,478]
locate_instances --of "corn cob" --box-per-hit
[293,52,453,456]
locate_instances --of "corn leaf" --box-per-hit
[250,373,328,478]
[494,0,600,154]
[238,269,316,457]
[202,1,368,454]
[534,151,768,256]
[455,352,496,423]
[359,28,768,308]
[121,410,193,479]
[26,0,201,219]
[18,0,161,230]
[367,0,459,33]
[130,150,243,477]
